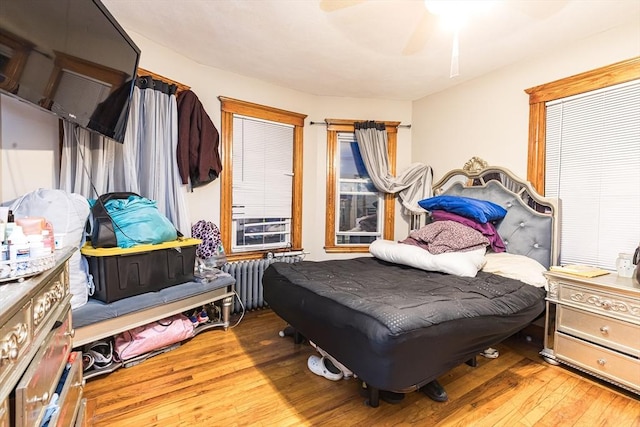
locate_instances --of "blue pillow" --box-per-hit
[418,195,507,224]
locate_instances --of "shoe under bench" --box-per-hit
[71,274,235,379]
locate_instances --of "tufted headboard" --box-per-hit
[431,159,559,269]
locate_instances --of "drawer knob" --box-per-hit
[601,300,612,309]
[599,326,609,335]
[65,329,76,338]
[1,334,19,363]
[0,346,18,363]
[597,358,606,366]
[28,391,49,404]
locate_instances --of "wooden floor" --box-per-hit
[83,309,640,426]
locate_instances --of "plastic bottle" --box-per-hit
[0,219,6,261]
[8,225,30,274]
[42,230,54,255]
[5,210,15,243]
[28,233,46,258]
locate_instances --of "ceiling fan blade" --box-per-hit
[402,11,435,56]
[319,0,366,12]
[510,0,569,19]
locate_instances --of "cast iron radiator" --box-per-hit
[221,255,303,313]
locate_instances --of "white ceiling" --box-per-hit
[102,0,640,101]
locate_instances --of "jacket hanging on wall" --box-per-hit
[176,90,222,188]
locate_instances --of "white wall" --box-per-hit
[131,31,413,260]
[411,21,640,183]
[0,95,60,201]
[0,30,413,261]
[3,20,637,260]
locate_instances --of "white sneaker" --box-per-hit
[310,341,354,379]
[480,348,499,359]
[307,355,343,381]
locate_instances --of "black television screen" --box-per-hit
[0,0,140,143]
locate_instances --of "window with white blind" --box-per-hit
[218,97,306,258]
[232,116,293,252]
[545,80,640,270]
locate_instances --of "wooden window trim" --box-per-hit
[525,56,640,194]
[0,29,34,93]
[324,118,399,253]
[218,96,306,262]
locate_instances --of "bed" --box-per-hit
[262,160,559,407]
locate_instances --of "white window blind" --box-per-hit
[545,80,640,270]
[231,115,293,252]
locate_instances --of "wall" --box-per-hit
[411,21,640,183]
[3,20,637,261]
[0,30,413,261]
[0,95,60,201]
[131,31,413,260]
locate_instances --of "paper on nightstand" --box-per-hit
[550,264,611,278]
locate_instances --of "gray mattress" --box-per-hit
[263,257,546,392]
[72,274,235,328]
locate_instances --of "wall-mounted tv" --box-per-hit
[0,0,140,143]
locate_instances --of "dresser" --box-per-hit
[0,248,85,427]
[541,270,640,395]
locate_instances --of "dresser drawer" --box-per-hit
[557,305,640,357]
[555,332,640,393]
[14,307,73,427]
[48,351,84,427]
[0,396,8,427]
[32,271,67,335]
[556,282,640,324]
[0,301,31,397]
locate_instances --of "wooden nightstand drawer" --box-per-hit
[555,332,640,393]
[556,282,640,324]
[557,305,640,357]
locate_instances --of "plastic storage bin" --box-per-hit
[81,238,201,303]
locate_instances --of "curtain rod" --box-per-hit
[309,121,411,128]
[137,67,191,94]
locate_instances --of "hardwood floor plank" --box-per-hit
[83,309,639,426]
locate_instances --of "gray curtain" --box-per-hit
[60,77,190,236]
[354,121,432,215]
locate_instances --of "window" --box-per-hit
[219,97,306,260]
[525,57,640,269]
[324,119,398,253]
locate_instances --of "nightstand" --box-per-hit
[541,270,640,395]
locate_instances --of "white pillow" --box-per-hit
[482,252,548,288]
[369,239,486,277]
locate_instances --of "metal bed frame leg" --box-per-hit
[279,325,306,344]
[366,387,380,408]
[221,296,232,330]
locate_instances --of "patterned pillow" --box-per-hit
[191,220,221,259]
[430,210,505,252]
[407,220,489,255]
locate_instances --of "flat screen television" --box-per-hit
[0,0,140,143]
